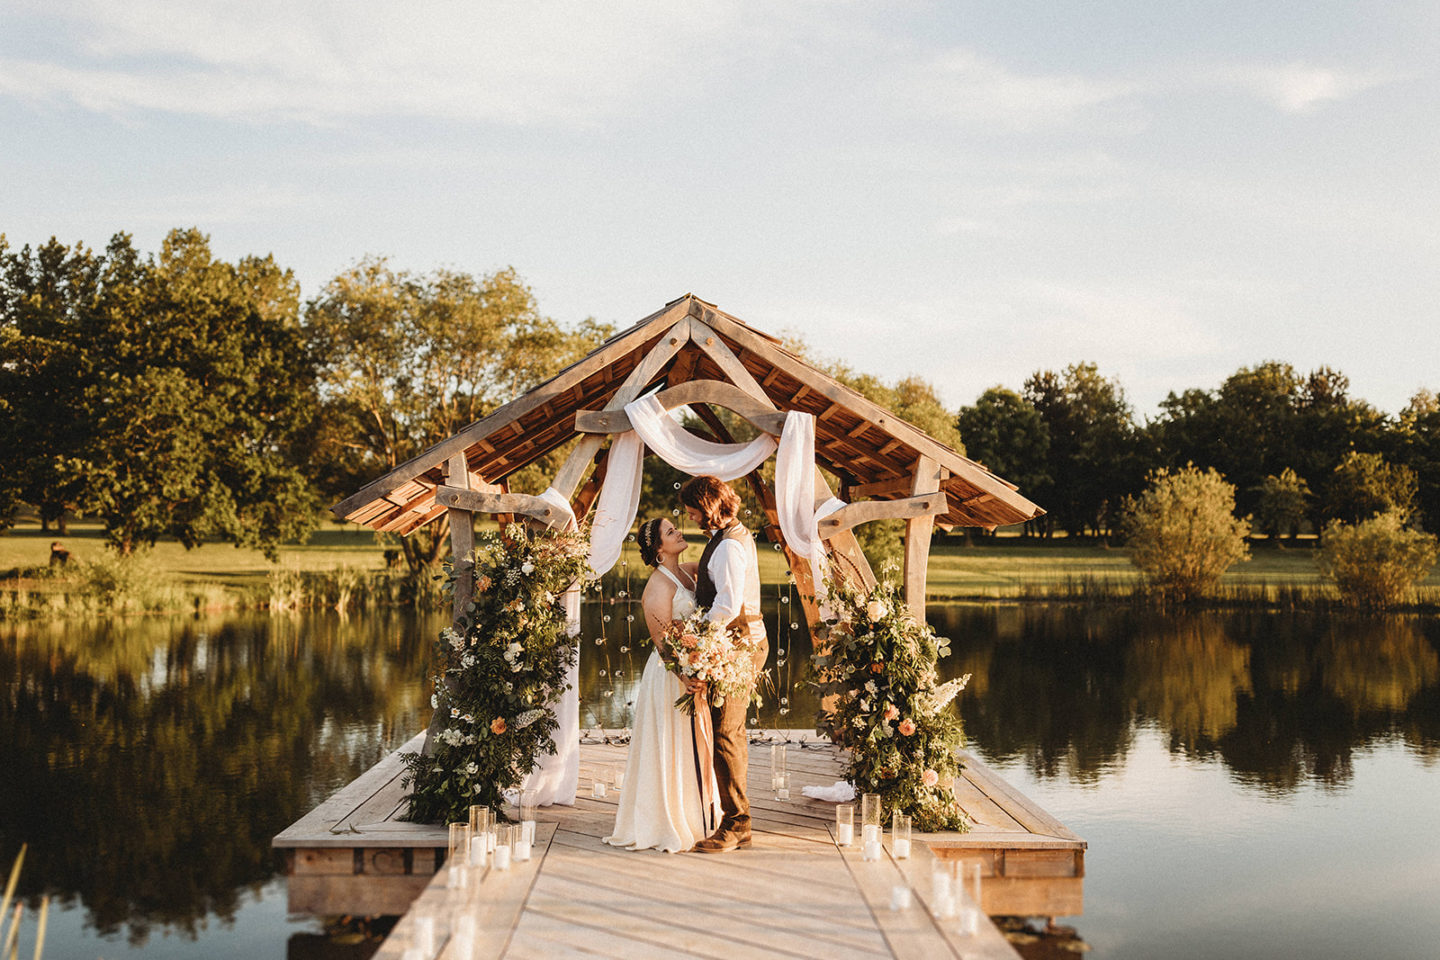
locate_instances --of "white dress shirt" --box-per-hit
[705,535,766,645]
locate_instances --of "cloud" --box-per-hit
[1219,62,1386,113]
[905,50,1140,131]
[0,0,739,124]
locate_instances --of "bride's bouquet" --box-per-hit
[661,608,765,714]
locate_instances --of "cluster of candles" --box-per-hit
[834,792,983,933]
[405,797,542,960]
[834,794,910,862]
[589,763,626,798]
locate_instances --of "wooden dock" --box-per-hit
[274,731,1084,958]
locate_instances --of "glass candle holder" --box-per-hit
[770,744,788,790]
[447,822,471,881]
[889,884,913,911]
[861,793,882,844]
[931,862,957,919]
[957,859,983,935]
[468,804,492,840]
[520,790,538,847]
[774,771,790,802]
[836,803,855,846]
[467,832,488,868]
[611,764,626,790]
[493,824,515,871]
[591,769,608,799]
[891,812,912,859]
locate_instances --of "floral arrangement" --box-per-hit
[399,522,592,824]
[808,562,972,832]
[662,608,766,714]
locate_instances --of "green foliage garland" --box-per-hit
[400,523,592,823]
[808,563,971,833]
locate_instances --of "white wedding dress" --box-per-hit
[604,566,720,853]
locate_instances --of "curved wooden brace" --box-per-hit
[435,484,570,529]
[816,493,949,539]
[573,379,787,436]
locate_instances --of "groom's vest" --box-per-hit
[695,522,767,665]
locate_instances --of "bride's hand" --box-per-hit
[683,677,707,695]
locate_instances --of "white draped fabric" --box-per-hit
[524,396,850,807]
[624,394,778,480]
[774,410,845,604]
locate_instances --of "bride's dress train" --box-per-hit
[604,568,718,853]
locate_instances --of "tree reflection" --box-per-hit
[0,611,438,944]
[933,604,1440,795]
[1126,613,1252,749]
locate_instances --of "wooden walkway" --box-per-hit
[275,732,1085,959]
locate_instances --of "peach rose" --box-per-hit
[898,718,916,736]
[490,717,507,735]
[921,768,939,788]
[870,662,885,674]
[475,575,492,592]
[883,704,900,722]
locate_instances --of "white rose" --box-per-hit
[465,762,478,775]
[521,561,535,575]
[865,599,888,623]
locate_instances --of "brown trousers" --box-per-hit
[708,635,768,835]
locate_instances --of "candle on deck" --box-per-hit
[889,885,912,911]
[836,804,855,846]
[863,838,882,862]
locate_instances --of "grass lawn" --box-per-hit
[11,518,1427,602]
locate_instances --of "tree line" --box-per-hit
[958,362,1440,539]
[4,227,1435,582]
[0,229,610,580]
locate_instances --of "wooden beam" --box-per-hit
[815,493,949,539]
[688,319,772,405]
[434,485,569,527]
[330,299,690,520]
[904,455,942,622]
[848,475,914,499]
[549,317,694,500]
[574,379,786,436]
[445,454,475,623]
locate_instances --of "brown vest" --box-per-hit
[695,523,767,665]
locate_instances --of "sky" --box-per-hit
[2,1,1437,418]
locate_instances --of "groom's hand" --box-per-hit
[684,678,707,695]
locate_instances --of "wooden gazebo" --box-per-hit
[331,294,1044,624]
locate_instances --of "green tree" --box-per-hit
[305,259,605,577]
[1122,465,1251,602]
[1024,362,1141,538]
[1322,450,1417,525]
[1,230,318,555]
[1253,468,1311,540]
[1318,511,1438,608]
[1396,390,1440,532]
[955,387,1050,527]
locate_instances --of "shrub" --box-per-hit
[1318,511,1439,608]
[1123,465,1250,602]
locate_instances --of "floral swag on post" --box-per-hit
[808,561,972,833]
[400,522,592,824]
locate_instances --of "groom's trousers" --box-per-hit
[709,633,768,835]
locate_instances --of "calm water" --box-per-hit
[2,602,1438,958]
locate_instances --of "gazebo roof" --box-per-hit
[331,294,1044,535]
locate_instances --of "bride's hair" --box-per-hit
[637,517,666,567]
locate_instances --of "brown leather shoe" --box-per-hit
[691,830,753,854]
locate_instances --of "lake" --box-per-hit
[2,600,1437,958]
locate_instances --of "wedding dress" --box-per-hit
[604,566,719,853]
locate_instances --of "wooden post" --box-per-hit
[445,453,475,624]
[903,455,943,622]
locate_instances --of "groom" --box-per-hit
[679,475,769,854]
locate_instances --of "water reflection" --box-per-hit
[2,604,1438,954]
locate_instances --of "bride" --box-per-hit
[604,517,720,853]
